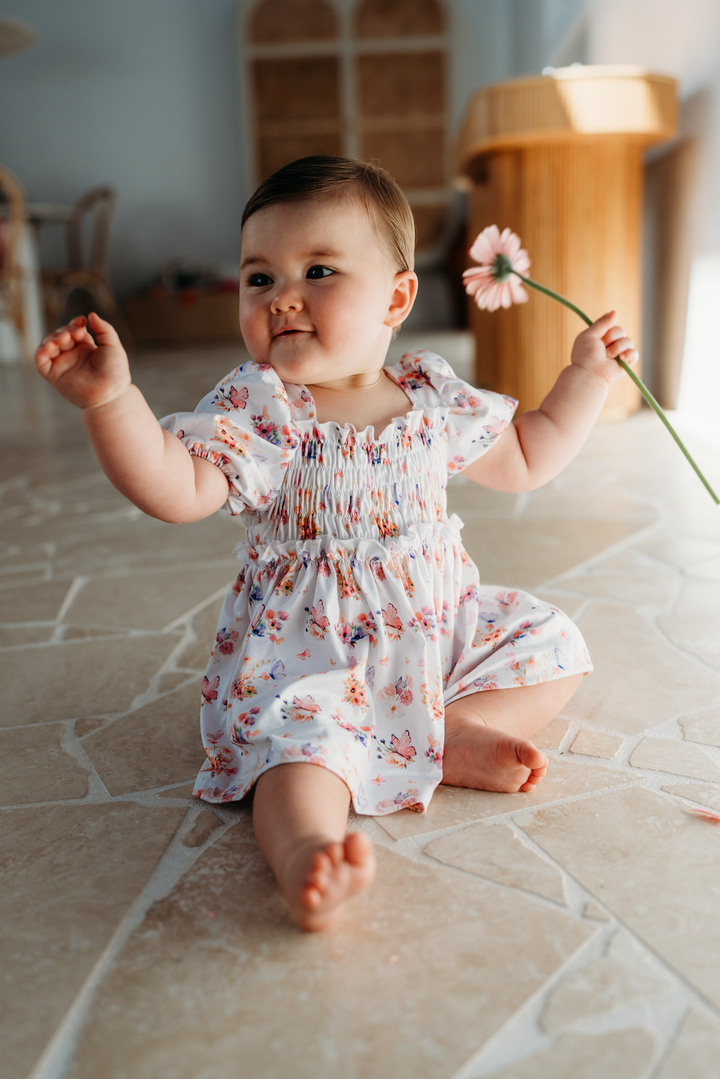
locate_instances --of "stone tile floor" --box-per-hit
[3,338,720,1079]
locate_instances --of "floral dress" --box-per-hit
[159,351,592,815]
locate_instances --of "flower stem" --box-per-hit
[512,270,720,505]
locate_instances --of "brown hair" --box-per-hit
[241,156,416,272]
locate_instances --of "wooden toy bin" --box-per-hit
[456,66,677,417]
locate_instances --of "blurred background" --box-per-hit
[0,0,719,446]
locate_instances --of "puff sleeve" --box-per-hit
[394,350,517,475]
[159,361,300,516]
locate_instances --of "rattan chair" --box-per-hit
[0,165,32,363]
[42,185,134,346]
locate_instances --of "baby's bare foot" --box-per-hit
[442,714,547,793]
[282,832,376,931]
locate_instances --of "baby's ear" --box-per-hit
[386,271,417,329]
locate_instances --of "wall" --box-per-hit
[0,1,590,304]
[586,0,720,449]
[0,0,245,295]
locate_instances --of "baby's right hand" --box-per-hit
[35,312,131,411]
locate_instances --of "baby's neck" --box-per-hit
[308,370,413,432]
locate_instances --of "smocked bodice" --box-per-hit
[250,411,446,546]
[158,350,517,556]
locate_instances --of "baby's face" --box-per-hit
[239,197,416,389]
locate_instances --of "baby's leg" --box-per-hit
[442,675,583,794]
[253,763,376,931]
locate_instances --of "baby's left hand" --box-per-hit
[571,310,639,386]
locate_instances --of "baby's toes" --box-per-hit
[344,831,373,866]
[306,851,332,892]
[517,741,547,772]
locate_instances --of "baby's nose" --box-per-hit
[271,288,303,313]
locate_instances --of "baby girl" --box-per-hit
[35,156,637,931]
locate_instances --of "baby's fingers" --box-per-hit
[586,311,617,337]
[605,333,637,362]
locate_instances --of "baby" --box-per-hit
[35,156,637,931]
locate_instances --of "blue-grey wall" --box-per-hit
[0,0,582,296]
[0,0,245,294]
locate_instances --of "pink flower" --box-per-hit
[463,225,531,311]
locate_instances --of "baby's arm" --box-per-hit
[35,313,230,522]
[463,311,637,491]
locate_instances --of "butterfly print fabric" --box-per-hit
[159,352,592,814]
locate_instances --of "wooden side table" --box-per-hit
[456,65,677,417]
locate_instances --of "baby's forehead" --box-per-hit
[241,193,394,261]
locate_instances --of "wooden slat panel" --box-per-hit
[362,128,445,188]
[354,0,445,39]
[258,132,343,179]
[252,57,340,124]
[356,51,445,117]
[249,0,338,44]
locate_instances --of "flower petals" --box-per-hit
[465,225,531,310]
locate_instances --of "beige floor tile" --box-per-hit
[82,680,203,795]
[658,581,720,670]
[74,716,108,738]
[533,716,570,749]
[181,810,223,848]
[426,822,566,903]
[541,929,674,1031]
[0,506,141,547]
[61,624,136,640]
[0,804,186,1079]
[0,578,73,623]
[158,670,195,692]
[158,781,198,800]
[0,542,53,566]
[0,635,177,726]
[458,518,649,593]
[64,565,235,631]
[679,710,720,747]
[520,482,657,524]
[567,604,720,734]
[638,532,720,569]
[53,512,241,576]
[0,625,55,647]
[582,900,611,921]
[661,783,720,812]
[629,737,720,782]
[0,723,88,804]
[686,556,720,582]
[0,565,51,587]
[656,1008,720,1079]
[66,824,593,1079]
[518,787,720,1007]
[376,759,629,840]
[558,558,680,607]
[570,729,624,759]
[532,591,589,619]
[175,595,226,671]
[487,1029,655,1079]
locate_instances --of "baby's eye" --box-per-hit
[306,265,334,280]
[248,272,273,287]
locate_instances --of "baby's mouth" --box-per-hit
[274,328,312,339]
